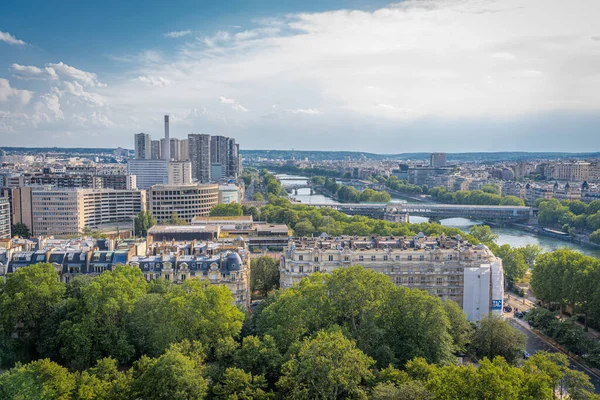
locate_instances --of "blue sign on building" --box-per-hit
[492,299,503,310]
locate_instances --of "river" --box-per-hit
[275,174,600,258]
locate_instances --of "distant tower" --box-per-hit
[163,115,170,161]
[134,133,151,159]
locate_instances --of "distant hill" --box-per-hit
[2,147,599,162]
[241,149,600,162]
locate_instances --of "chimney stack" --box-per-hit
[163,115,170,161]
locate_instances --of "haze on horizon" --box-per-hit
[1,0,599,153]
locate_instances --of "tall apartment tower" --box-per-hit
[179,139,189,161]
[151,140,161,160]
[134,133,152,159]
[188,134,211,183]
[228,138,239,178]
[162,115,171,161]
[430,152,447,168]
[0,197,10,239]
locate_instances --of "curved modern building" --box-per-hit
[148,184,219,223]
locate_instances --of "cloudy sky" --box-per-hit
[1,0,599,153]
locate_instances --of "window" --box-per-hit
[181,275,186,281]
[344,256,349,262]
[298,255,303,261]
[359,255,364,262]
[408,277,414,284]
[395,255,400,261]
[419,255,425,261]
[165,274,170,280]
[447,255,453,260]
[299,265,304,273]
[371,255,376,261]
[314,266,320,272]
[314,256,319,262]
[328,255,334,261]
[408,255,412,261]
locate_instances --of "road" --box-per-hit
[509,317,600,393]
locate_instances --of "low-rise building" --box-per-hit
[280,234,503,321]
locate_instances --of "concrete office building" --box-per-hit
[553,162,590,181]
[0,197,10,239]
[280,234,504,321]
[228,139,240,178]
[148,184,219,223]
[168,161,193,185]
[430,152,447,168]
[151,140,161,160]
[9,187,146,236]
[127,159,168,190]
[163,115,171,161]
[188,134,211,183]
[134,133,152,160]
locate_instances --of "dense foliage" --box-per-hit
[311,176,391,202]
[133,210,156,237]
[537,199,600,234]
[380,176,427,194]
[250,257,280,298]
[429,186,525,206]
[530,249,600,330]
[210,203,244,217]
[1,264,598,399]
[10,222,30,238]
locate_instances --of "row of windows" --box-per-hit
[297,254,482,262]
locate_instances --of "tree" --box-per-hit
[0,358,76,400]
[253,192,264,201]
[468,225,498,245]
[134,211,156,237]
[210,203,244,217]
[167,211,187,225]
[234,335,283,387]
[519,244,542,268]
[277,329,375,400]
[470,314,526,365]
[250,257,280,297]
[590,229,600,244]
[74,357,132,400]
[294,219,315,237]
[495,244,528,284]
[443,300,472,354]
[10,222,30,238]
[131,341,208,400]
[371,381,433,400]
[129,280,244,360]
[212,367,272,400]
[54,266,148,370]
[0,263,65,366]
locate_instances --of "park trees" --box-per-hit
[469,314,526,365]
[250,257,280,297]
[10,222,30,238]
[0,263,65,366]
[277,329,375,400]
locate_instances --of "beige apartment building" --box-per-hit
[281,234,504,321]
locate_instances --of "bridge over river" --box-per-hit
[301,202,533,222]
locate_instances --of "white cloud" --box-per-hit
[286,108,322,115]
[164,30,192,38]
[58,81,106,106]
[132,76,172,87]
[11,63,59,80]
[0,31,28,46]
[4,0,600,150]
[48,62,106,87]
[0,79,33,105]
[219,96,248,112]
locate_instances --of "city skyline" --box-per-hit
[1,0,600,152]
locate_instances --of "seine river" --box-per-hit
[276,174,600,258]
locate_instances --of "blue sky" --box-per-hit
[1,0,600,152]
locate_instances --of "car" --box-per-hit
[503,306,513,313]
[515,311,524,318]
